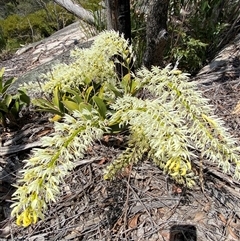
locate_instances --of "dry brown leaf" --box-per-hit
[172,185,183,194]
[229,219,240,229]
[227,226,239,240]
[203,201,211,212]
[103,135,110,142]
[120,165,132,177]
[159,230,170,240]
[218,213,227,224]
[64,230,81,240]
[157,207,165,218]
[36,128,52,137]
[112,217,123,233]
[116,135,124,145]
[128,213,141,228]
[98,157,108,165]
[193,211,206,223]
[87,145,93,153]
[232,101,240,115]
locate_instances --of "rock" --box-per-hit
[195,33,240,85]
[0,21,96,90]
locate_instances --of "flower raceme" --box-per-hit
[11,31,240,227]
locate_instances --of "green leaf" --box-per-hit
[0,68,5,93]
[9,106,19,118]
[52,87,65,113]
[32,98,63,115]
[0,102,8,113]
[106,83,122,98]
[98,85,105,99]
[78,102,92,112]
[32,98,51,108]
[123,73,131,83]
[4,94,13,108]
[0,68,5,77]
[84,86,93,103]
[92,96,107,118]
[41,108,63,115]
[201,1,210,11]
[121,73,131,93]
[14,100,20,112]
[52,87,60,108]
[64,88,83,104]
[84,76,92,85]
[18,90,31,105]
[109,123,122,133]
[130,80,139,95]
[2,77,16,94]
[62,100,79,113]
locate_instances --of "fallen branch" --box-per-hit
[53,0,95,26]
[0,140,42,156]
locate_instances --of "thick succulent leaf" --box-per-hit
[62,100,79,113]
[0,102,8,112]
[2,77,16,94]
[84,86,93,103]
[92,96,107,119]
[121,73,131,93]
[52,87,60,108]
[4,94,13,108]
[78,102,92,112]
[18,90,31,105]
[0,68,4,93]
[106,83,122,98]
[13,101,20,112]
[32,98,63,115]
[64,88,83,104]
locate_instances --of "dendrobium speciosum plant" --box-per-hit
[11,31,240,227]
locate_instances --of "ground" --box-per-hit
[0,25,240,241]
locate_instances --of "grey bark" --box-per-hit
[143,0,170,69]
[105,0,132,77]
[105,0,131,42]
[53,0,95,26]
[105,0,113,30]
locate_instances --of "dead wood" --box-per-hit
[53,0,95,26]
[0,140,43,156]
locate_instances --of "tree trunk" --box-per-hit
[53,0,95,26]
[105,0,131,42]
[143,0,170,69]
[105,0,132,78]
